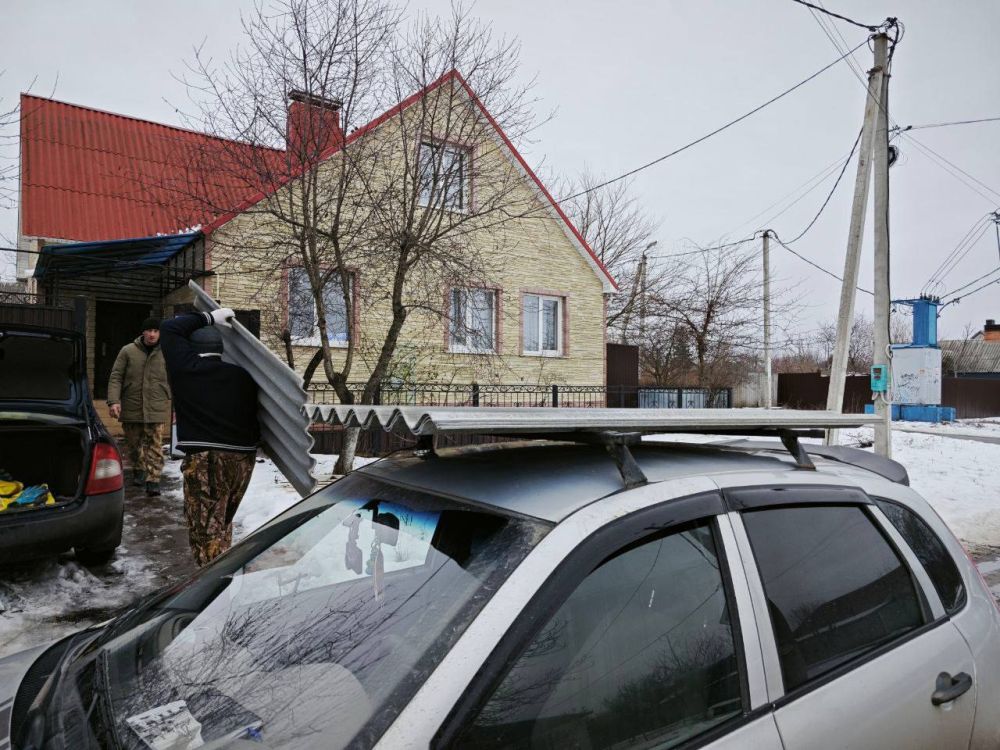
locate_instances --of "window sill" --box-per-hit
[522,351,564,358]
[291,338,350,349]
[449,346,497,357]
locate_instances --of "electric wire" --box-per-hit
[790,0,882,31]
[924,216,994,294]
[941,265,1000,301]
[771,233,873,295]
[780,127,862,245]
[894,117,1000,133]
[558,40,868,203]
[901,133,1000,204]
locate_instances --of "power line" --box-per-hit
[941,273,1000,308]
[781,128,862,244]
[894,117,1000,133]
[771,233,873,295]
[941,265,1000,301]
[790,0,883,31]
[559,40,869,203]
[900,132,1000,205]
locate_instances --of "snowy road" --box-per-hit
[0,425,996,660]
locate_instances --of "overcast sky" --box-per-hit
[2,0,998,338]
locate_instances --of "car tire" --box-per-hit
[75,545,119,566]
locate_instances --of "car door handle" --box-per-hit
[932,671,973,706]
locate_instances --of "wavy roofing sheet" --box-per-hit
[189,281,316,497]
[307,405,881,437]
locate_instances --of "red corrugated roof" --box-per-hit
[19,94,283,242]
[20,79,616,290]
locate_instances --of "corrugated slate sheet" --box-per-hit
[19,94,283,242]
[308,405,881,436]
[940,340,1000,374]
[189,281,316,497]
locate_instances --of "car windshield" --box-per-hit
[44,472,549,749]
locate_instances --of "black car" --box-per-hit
[0,321,124,564]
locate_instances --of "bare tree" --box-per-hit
[1,75,20,271]
[942,322,979,377]
[177,0,543,471]
[558,172,660,340]
[651,244,773,396]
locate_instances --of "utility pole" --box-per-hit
[872,33,892,457]
[825,33,887,445]
[762,230,773,408]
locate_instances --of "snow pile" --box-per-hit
[841,426,1000,550]
[0,552,157,658]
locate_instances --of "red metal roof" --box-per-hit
[19,94,282,242]
[20,80,616,290]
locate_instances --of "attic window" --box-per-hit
[418,141,469,211]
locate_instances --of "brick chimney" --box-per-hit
[287,90,343,159]
[984,319,1000,342]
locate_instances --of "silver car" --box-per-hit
[2,409,998,750]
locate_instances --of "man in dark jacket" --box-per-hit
[107,317,170,495]
[160,308,260,566]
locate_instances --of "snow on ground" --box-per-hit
[650,423,1000,550]
[839,426,1000,551]
[892,417,1000,440]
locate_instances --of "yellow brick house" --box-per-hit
[21,72,616,402]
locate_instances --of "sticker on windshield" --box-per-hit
[125,701,205,750]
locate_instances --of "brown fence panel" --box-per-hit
[606,342,638,408]
[942,378,1000,419]
[0,303,74,329]
[779,372,1000,418]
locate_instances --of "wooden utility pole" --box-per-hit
[872,34,892,457]
[825,33,887,445]
[763,230,773,408]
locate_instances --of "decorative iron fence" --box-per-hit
[306,383,732,410]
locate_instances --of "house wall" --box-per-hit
[207,86,608,389]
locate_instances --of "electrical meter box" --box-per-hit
[870,365,889,393]
[891,346,942,405]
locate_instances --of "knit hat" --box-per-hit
[141,317,161,332]
[190,326,224,355]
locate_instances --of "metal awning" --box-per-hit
[307,405,881,436]
[189,281,317,497]
[33,233,201,280]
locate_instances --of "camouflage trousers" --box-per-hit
[181,450,256,567]
[121,422,165,482]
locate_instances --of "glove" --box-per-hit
[210,308,235,328]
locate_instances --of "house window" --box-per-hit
[523,294,562,355]
[288,266,351,346]
[450,288,496,353]
[419,140,468,211]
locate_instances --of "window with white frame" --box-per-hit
[418,140,469,211]
[523,294,562,355]
[288,266,351,346]
[450,287,496,353]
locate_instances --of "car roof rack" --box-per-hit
[309,406,881,490]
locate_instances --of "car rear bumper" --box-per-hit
[0,489,124,561]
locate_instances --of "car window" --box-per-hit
[742,505,924,693]
[875,499,967,615]
[456,521,744,750]
[45,475,551,750]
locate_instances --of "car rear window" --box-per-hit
[743,505,924,692]
[875,499,967,615]
[0,332,76,400]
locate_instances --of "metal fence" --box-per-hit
[307,383,732,410]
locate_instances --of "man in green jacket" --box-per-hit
[107,317,171,495]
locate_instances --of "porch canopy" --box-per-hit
[33,232,205,301]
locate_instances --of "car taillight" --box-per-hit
[85,441,123,495]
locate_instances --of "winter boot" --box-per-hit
[145,481,161,497]
[132,470,146,487]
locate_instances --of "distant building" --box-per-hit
[940,319,1000,379]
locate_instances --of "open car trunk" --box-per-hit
[0,424,87,508]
